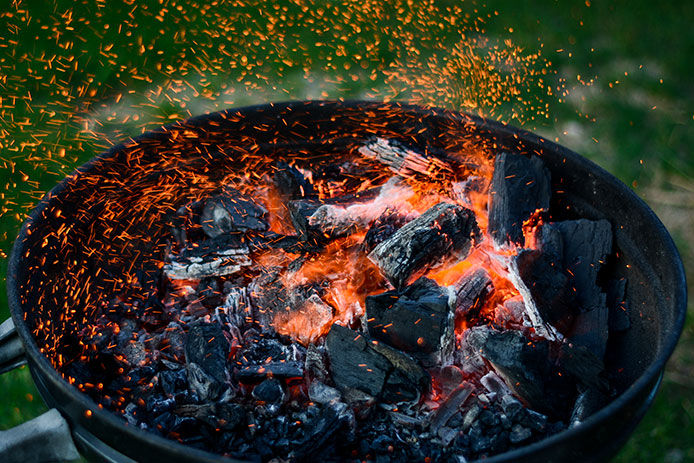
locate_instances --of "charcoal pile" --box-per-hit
[67,138,630,462]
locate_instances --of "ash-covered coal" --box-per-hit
[67,140,627,462]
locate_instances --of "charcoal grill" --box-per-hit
[0,101,686,462]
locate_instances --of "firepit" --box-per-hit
[0,101,686,462]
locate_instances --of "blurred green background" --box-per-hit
[0,0,692,461]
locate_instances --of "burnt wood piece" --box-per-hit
[184,322,229,400]
[488,152,551,247]
[288,179,412,243]
[325,324,429,403]
[429,382,474,432]
[369,202,481,289]
[357,137,460,179]
[273,161,315,200]
[453,268,493,318]
[607,278,630,332]
[466,326,573,417]
[201,187,268,239]
[362,209,413,253]
[366,277,454,367]
[164,234,252,280]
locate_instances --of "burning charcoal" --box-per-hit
[357,137,456,179]
[369,202,481,289]
[273,161,314,200]
[362,208,413,252]
[325,324,429,403]
[164,234,252,280]
[508,229,572,337]
[252,378,286,404]
[569,386,608,427]
[452,176,488,207]
[366,277,454,367]
[429,383,474,432]
[494,297,526,327]
[461,402,482,432]
[453,268,493,318]
[309,381,341,404]
[272,293,334,345]
[488,151,551,247]
[238,361,304,381]
[289,178,414,243]
[184,322,228,400]
[122,339,147,367]
[607,277,630,332]
[509,424,532,444]
[174,402,245,431]
[219,286,252,328]
[466,326,568,415]
[200,187,268,238]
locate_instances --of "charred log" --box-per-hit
[164,234,252,280]
[488,152,551,247]
[288,178,413,243]
[453,268,493,318]
[357,137,462,180]
[369,202,481,289]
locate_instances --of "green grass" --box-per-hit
[1,0,692,461]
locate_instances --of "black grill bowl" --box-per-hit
[6,101,687,462]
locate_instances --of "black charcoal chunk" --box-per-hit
[291,401,355,460]
[308,381,342,404]
[252,378,285,404]
[274,162,314,200]
[509,424,532,444]
[200,187,268,238]
[184,322,228,400]
[238,362,304,381]
[488,152,551,247]
[466,326,565,415]
[429,383,474,432]
[185,322,228,384]
[369,202,480,289]
[325,324,429,403]
[187,362,224,401]
[366,277,454,367]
